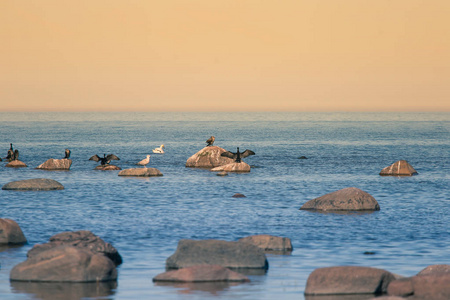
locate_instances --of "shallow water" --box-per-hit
[0,112,449,300]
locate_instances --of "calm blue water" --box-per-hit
[0,112,449,300]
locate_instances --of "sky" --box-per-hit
[1,0,449,112]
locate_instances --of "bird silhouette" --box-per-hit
[89,154,120,165]
[221,147,255,163]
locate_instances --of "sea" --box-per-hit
[0,112,448,300]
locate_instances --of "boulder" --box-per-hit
[368,297,406,300]
[166,239,268,271]
[10,245,117,282]
[0,218,27,245]
[300,187,380,211]
[379,160,418,176]
[388,274,450,300]
[2,178,64,191]
[304,266,396,295]
[118,167,162,177]
[27,230,122,266]
[238,235,293,252]
[232,193,246,198]
[5,160,27,168]
[417,264,450,276]
[211,162,251,173]
[387,278,414,297]
[186,146,234,168]
[153,265,250,282]
[95,165,121,171]
[36,159,72,170]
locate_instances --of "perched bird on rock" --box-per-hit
[137,155,151,167]
[206,136,215,147]
[153,144,165,154]
[89,154,120,165]
[5,143,14,161]
[221,147,255,163]
[13,149,19,161]
[64,149,71,159]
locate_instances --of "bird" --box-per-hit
[206,136,215,147]
[152,144,165,154]
[89,154,120,165]
[64,149,71,159]
[12,149,19,161]
[5,143,14,161]
[221,147,255,163]
[137,154,151,167]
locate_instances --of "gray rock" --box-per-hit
[300,187,380,211]
[5,160,27,168]
[211,162,251,173]
[238,235,293,252]
[186,146,234,168]
[380,160,418,176]
[36,159,72,170]
[0,218,27,245]
[153,265,250,282]
[118,167,162,177]
[2,178,64,191]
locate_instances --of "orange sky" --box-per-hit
[1,0,449,112]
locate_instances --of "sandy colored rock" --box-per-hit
[211,162,251,173]
[2,178,64,191]
[95,165,121,170]
[238,235,293,252]
[37,159,72,170]
[0,218,27,245]
[186,146,234,168]
[118,167,162,177]
[10,245,117,282]
[379,160,418,176]
[304,266,396,295]
[153,265,250,282]
[5,160,27,168]
[417,264,450,276]
[300,187,380,211]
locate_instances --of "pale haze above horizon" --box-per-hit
[1,1,449,112]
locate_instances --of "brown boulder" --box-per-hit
[118,167,162,177]
[211,162,251,173]
[417,264,450,276]
[27,230,122,266]
[5,160,27,168]
[186,146,234,168]
[0,218,27,245]
[379,160,418,176]
[300,187,380,211]
[2,178,64,191]
[153,265,250,282]
[37,159,72,170]
[95,165,121,171]
[387,278,414,297]
[10,245,117,282]
[238,235,293,252]
[388,273,450,300]
[304,266,396,295]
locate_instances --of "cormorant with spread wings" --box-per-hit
[89,154,120,165]
[221,147,255,163]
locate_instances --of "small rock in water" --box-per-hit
[232,193,246,198]
[364,251,376,255]
[217,171,228,176]
[298,156,308,159]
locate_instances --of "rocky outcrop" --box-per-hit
[10,246,117,282]
[211,162,251,173]
[0,218,27,245]
[238,235,293,252]
[27,230,122,266]
[186,146,234,168]
[95,165,121,171]
[166,239,268,271]
[36,159,72,170]
[304,266,396,295]
[5,160,27,168]
[2,178,64,191]
[300,187,380,211]
[118,167,162,177]
[153,265,250,282]
[380,160,418,176]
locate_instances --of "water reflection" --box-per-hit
[154,281,243,295]
[0,244,26,253]
[10,281,117,300]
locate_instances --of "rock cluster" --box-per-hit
[0,218,27,245]
[186,146,234,168]
[36,159,72,170]
[118,167,162,177]
[380,160,418,176]
[2,178,64,191]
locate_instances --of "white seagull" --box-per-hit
[137,155,151,167]
[153,144,165,154]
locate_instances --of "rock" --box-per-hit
[417,264,450,276]
[238,235,293,252]
[2,178,64,191]
[304,266,396,295]
[118,167,162,177]
[211,162,251,173]
[217,171,228,176]
[36,159,72,170]
[300,187,380,211]
[388,274,450,300]
[153,265,250,282]
[27,230,122,266]
[232,193,246,198]
[5,160,27,168]
[387,278,414,297]
[95,165,121,171]
[368,297,406,300]
[0,218,27,245]
[166,239,268,271]
[379,160,418,176]
[10,245,117,282]
[186,146,234,168]
[298,156,308,159]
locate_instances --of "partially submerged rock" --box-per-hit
[2,178,64,191]
[95,165,121,171]
[380,160,418,176]
[300,187,380,211]
[388,273,450,300]
[153,265,250,282]
[232,193,246,198]
[0,218,27,245]
[186,146,234,168]
[238,235,293,252]
[211,162,251,173]
[5,160,27,168]
[118,167,162,177]
[37,159,72,170]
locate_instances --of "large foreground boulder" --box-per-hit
[10,246,117,282]
[5,160,27,168]
[27,230,122,266]
[0,218,27,245]
[36,159,72,170]
[118,167,162,177]
[153,265,250,282]
[300,187,380,211]
[2,178,64,191]
[186,146,234,168]
[238,235,293,252]
[166,239,268,271]
[211,162,251,173]
[305,266,396,295]
[380,160,418,176]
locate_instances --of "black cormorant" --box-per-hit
[221,147,255,163]
[89,154,120,165]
